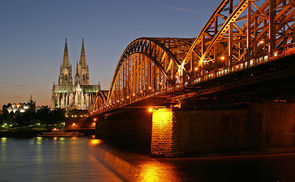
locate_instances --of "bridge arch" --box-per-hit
[91,90,108,112]
[91,0,295,115]
[182,0,295,74]
[104,38,195,109]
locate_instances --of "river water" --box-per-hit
[2,136,295,182]
[0,137,122,182]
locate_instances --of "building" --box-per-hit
[2,95,36,114]
[51,39,101,110]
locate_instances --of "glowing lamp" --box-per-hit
[220,56,225,60]
[194,67,199,71]
[148,107,153,112]
[93,118,97,122]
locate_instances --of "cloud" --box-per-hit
[165,6,203,14]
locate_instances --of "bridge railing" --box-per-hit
[193,43,295,85]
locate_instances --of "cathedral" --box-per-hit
[51,39,101,110]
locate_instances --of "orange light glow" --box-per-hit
[93,118,97,122]
[220,56,225,60]
[194,67,199,71]
[138,162,180,182]
[91,122,96,127]
[151,108,173,156]
[91,135,95,139]
[72,123,76,127]
[259,40,265,44]
[89,139,102,146]
[148,86,152,90]
[148,107,153,112]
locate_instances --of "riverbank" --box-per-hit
[0,128,49,138]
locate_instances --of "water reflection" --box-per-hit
[1,137,7,148]
[138,161,180,182]
[1,137,7,163]
[89,139,102,146]
[1,137,7,143]
[35,137,43,164]
[0,137,122,182]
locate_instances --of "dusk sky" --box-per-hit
[0,0,219,107]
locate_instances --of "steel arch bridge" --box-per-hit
[91,0,295,115]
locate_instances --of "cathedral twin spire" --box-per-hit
[59,38,90,86]
[62,38,70,66]
[79,39,87,65]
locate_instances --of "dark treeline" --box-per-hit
[0,106,66,128]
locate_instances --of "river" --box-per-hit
[0,137,122,182]
[1,136,295,182]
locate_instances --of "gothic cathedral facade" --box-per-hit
[51,39,100,110]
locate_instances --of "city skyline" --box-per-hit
[0,0,218,106]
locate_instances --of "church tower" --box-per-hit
[58,38,73,86]
[52,38,101,110]
[75,39,90,85]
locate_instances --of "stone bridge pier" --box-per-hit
[95,102,295,157]
[95,108,152,152]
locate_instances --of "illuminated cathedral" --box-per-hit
[51,39,100,110]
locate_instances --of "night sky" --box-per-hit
[0,0,219,106]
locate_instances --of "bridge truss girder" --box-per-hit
[183,0,295,77]
[91,0,295,114]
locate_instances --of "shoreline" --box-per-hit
[0,129,49,138]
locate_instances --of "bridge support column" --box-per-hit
[151,108,174,156]
[151,107,254,157]
[151,102,295,157]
